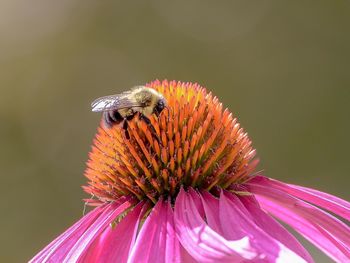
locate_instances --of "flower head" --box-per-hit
[84,80,257,205]
[31,80,350,263]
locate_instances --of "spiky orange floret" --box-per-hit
[84,80,258,205]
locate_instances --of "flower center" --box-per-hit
[84,80,258,205]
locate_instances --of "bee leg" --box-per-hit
[139,114,161,144]
[122,119,130,139]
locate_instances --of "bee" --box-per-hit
[91,86,167,138]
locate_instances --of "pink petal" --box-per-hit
[249,182,350,262]
[30,204,107,263]
[63,196,136,262]
[250,176,350,221]
[128,199,182,263]
[219,191,309,262]
[174,188,259,262]
[237,194,313,262]
[80,201,149,262]
[202,192,313,262]
[200,191,224,235]
[164,202,183,263]
[180,245,198,263]
[188,187,205,218]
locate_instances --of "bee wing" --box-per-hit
[91,92,141,112]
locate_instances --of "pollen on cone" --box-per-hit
[84,80,258,204]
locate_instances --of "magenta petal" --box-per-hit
[200,191,224,235]
[128,199,182,263]
[219,191,310,262]
[288,186,350,220]
[202,192,313,262]
[188,187,205,218]
[30,204,107,263]
[81,201,149,262]
[174,188,258,262]
[249,183,350,262]
[62,196,136,262]
[180,245,198,263]
[250,176,350,221]
[237,194,313,262]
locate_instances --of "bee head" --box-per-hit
[153,97,166,116]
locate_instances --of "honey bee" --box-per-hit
[91,86,167,138]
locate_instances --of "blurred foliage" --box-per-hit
[0,1,349,262]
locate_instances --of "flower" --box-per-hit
[30,80,350,263]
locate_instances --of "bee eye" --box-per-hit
[154,100,165,115]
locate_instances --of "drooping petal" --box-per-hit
[62,196,137,262]
[219,191,309,262]
[200,191,224,235]
[30,204,107,263]
[174,188,259,262]
[180,245,198,263]
[163,202,183,263]
[80,201,149,262]
[249,182,350,263]
[237,194,313,262]
[128,199,183,263]
[250,176,350,221]
[200,190,312,262]
[188,187,205,218]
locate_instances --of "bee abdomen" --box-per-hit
[103,111,124,127]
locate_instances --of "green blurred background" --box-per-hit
[1,1,349,262]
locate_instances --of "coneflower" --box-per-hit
[31,80,350,262]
